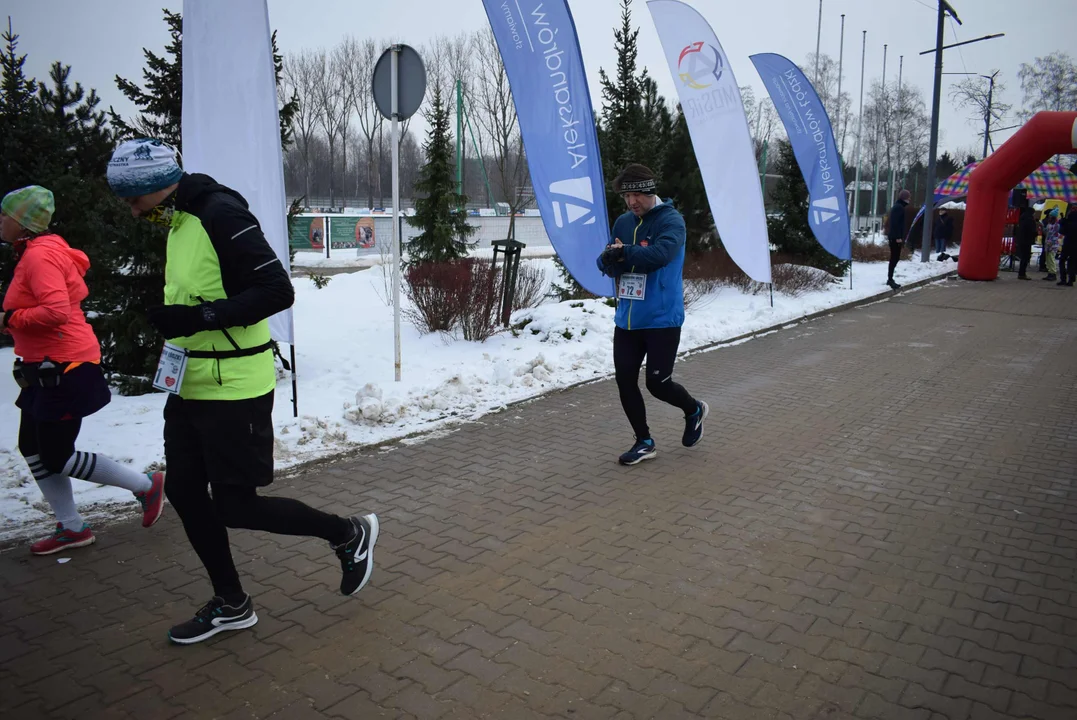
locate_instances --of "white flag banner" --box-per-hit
[646,0,772,283]
[182,0,293,343]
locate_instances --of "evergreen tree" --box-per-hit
[406,86,474,264]
[109,10,298,152]
[637,76,672,173]
[767,140,848,275]
[272,31,300,152]
[597,0,650,227]
[661,106,714,253]
[0,21,166,383]
[110,10,183,147]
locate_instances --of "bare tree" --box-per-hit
[283,50,324,202]
[862,79,929,193]
[1018,52,1077,118]
[949,71,1011,158]
[803,53,853,154]
[309,49,346,207]
[471,26,528,232]
[1018,52,1077,164]
[331,43,355,207]
[741,86,781,164]
[341,37,382,210]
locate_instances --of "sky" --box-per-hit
[6,0,1076,160]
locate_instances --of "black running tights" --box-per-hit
[613,326,698,441]
[165,481,353,599]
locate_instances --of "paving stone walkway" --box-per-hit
[2,272,1075,720]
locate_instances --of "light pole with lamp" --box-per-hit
[917,0,1004,262]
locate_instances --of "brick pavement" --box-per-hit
[1,272,1075,720]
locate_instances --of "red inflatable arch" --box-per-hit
[957,111,1077,281]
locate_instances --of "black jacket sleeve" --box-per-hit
[201,197,295,329]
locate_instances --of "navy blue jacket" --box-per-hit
[596,199,686,330]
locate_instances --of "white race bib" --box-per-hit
[153,342,189,395]
[618,273,647,301]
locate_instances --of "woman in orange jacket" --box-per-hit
[1,185,166,554]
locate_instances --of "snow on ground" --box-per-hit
[0,256,955,540]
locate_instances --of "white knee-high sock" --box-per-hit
[25,454,85,529]
[63,452,152,493]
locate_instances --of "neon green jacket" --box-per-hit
[165,173,293,401]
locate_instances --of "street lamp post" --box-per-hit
[918,1,958,263]
[917,1,1004,263]
[983,70,999,159]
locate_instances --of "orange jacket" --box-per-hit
[2,234,101,363]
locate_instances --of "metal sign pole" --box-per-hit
[391,46,402,381]
[371,41,426,381]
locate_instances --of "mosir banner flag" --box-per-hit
[182,0,293,342]
[751,52,850,260]
[480,0,613,296]
[647,0,772,283]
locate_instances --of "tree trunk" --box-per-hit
[366,136,375,209]
[327,137,336,208]
[340,132,348,207]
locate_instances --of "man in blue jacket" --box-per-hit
[597,164,708,466]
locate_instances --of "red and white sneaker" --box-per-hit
[136,471,166,528]
[30,523,96,556]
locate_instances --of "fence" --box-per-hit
[290,213,553,256]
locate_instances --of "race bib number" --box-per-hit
[153,342,189,395]
[618,273,647,301]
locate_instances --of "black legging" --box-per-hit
[165,479,353,600]
[613,326,698,441]
[18,412,81,474]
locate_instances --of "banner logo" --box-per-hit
[811,196,842,224]
[549,178,597,228]
[677,41,723,90]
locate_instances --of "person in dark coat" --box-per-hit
[1058,203,1077,287]
[933,208,954,257]
[886,189,910,289]
[1017,205,1037,280]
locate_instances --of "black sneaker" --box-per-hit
[168,595,258,645]
[682,400,710,447]
[618,438,657,466]
[887,279,901,290]
[335,514,379,596]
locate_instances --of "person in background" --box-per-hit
[1042,208,1061,282]
[886,189,910,290]
[934,207,954,259]
[1016,205,1037,280]
[1058,203,1077,287]
[1,185,165,555]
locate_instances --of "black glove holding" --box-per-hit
[600,244,625,267]
[147,303,218,340]
[2,309,14,330]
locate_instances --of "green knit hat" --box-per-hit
[1,185,55,234]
